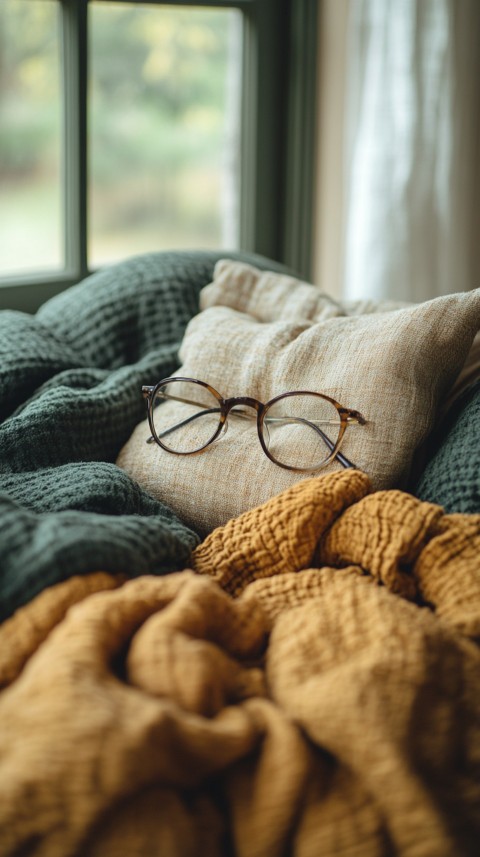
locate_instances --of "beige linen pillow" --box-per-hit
[117,261,480,535]
[203,260,480,411]
[200,258,415,319]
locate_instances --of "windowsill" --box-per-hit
[0,271,86,314]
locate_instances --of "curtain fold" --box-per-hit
[343,0,480,302]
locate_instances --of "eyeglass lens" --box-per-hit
[152,379,221,452]
[263,393,341,469]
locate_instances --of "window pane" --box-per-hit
[88,2,242,268]
[0,0,63,277]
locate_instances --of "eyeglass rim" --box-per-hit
[258,388,363,471]
[142,377,365,472]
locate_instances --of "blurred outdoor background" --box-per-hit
[0,0,241,276]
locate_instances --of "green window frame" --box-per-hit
[0,0,318,313]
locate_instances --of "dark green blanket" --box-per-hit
[0,250,289,622]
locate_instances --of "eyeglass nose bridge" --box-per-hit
[220,396,267,449]
[223,395,262,415]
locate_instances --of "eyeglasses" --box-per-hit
[142,377,366,473]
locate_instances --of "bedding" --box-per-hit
[117,259,480,534]
[199,257,414,318]
[413,377,480,512]
[0,250,288,620]
[1,252,479,857]
[204,260,480,411]
[0,471,479,856]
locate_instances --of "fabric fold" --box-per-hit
[1,471,479,855]
[0,251,289,618]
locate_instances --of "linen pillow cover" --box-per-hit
[200,258,415,320]
[203,260,480,409]
[116,261,480,535]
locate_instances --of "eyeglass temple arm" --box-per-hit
[311,427,356,470]
[146,407,222,443]
[143,387,222,442]
[272,415,356,470]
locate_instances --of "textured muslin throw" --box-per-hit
[0,470,479,857]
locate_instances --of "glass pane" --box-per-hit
[0,0,63,276]
[152,379,222,453]
[264,394,341,470]
[88,2,242,268]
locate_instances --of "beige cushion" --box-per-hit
[203,260,480,409]
[117,260,480,535]
[200,258,415,319]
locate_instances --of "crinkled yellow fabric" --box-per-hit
[192,470,480,638]
[1,470,480,857]
[0,571,126,689]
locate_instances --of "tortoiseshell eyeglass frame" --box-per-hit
[142,377,366,473]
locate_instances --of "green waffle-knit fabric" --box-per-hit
[0,250,291,622]
[412,379,480,513]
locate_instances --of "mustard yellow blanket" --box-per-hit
[1,470,479,857]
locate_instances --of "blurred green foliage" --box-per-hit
[87,2,236,257]
[0,1,60,177]
[0,0,238,269]
[0,0,233,181]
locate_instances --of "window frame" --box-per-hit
[0,0,318,312]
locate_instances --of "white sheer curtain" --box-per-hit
[343,0,480,302]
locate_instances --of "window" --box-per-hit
[0,0,318,312]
